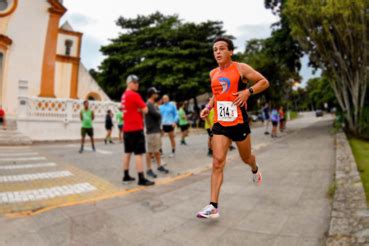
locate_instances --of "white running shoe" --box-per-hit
[252,168,262,186]
[196,204,219,219]
[168,153,175,158]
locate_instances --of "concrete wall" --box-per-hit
[77,64,110,101]
[17,119,118,141]
[3,0,49,115]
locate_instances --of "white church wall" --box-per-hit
[56,33,79,57]
[77,64,110,101]
[4,0,49,115]
[54,61,72,98]
[17,96,120,141]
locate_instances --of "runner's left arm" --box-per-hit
[233,63,269,107]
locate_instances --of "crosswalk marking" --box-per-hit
[83,147,112,155]
[0,152,39,157]
[0,156,46,162]
[0,183,97,204]
[0,171,72,183]
[0,162,57,170]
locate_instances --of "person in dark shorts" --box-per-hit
[121,75,154,186]
[145,87,169,178]
[104,110,114,144]
[79,100,95,153]
[177,102,190,145]
[263,102,270,135]
[159,95,178,157]
[196,37,269,219]
[271,107,280,138]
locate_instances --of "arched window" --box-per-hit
[0,0,9,11]
[65,39,73,56]
[86,92,101,101]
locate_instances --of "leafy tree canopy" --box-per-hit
[95,12,231,102]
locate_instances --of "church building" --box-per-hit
[0,0,110,117]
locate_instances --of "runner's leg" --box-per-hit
[211,135,231,203]
[235,135,257,171]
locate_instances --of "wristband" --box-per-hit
[206,104,213,110]
[248,87,254,95]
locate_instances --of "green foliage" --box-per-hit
[288,111,298,120]
[358,106,369,139]
[284,0,369,135]
[95,12,230,101]
[349,138,369,203]
[237,0,303,110]
[239,36,300,110]
[305,77,337,110]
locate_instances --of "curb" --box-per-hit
[326,132,369,245]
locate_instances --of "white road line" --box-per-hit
[0,153,39,157]
[0,162,57,170]
[0,171,72,183]
[0,146,30,150]
[83,147,112,155]
[48,144,113,155]
[0,183,97,203]
[0,157,46,162]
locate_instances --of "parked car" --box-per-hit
[316,109,324,117]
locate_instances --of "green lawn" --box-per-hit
[349,138,369,203]
[289,111,298,120]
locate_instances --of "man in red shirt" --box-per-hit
[121,75,154,186]
[0,105,6,130]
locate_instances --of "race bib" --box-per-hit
[217,101,238,122]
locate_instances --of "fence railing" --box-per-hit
[17,96,120,123]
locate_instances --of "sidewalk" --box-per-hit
[0,114,335,245]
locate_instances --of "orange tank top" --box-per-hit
[210,62,248,127]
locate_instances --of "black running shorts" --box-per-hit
[162,125,174,133]
[81,128,94,137]
[212,122,251,142]
[206,128,213,138]
[124,130,146,155]
[180,124,190,132]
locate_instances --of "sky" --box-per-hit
[61,0,317,85]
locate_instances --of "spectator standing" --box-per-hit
[145,87,169,178]
[271,107,280,138]
[178,102,190,145]
[115,107,124,142]
[159,95,178,157]
[121,75,154,186]
[79,100,95,153]
[263,103,270,135]
[104,110,114,144]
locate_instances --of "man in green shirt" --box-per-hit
[115,107,124,142]
[79,100,95,153]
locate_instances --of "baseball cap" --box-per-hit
[126,74,139,85]
[147,87,160,97]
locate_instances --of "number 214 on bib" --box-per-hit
[217,101,238,122]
